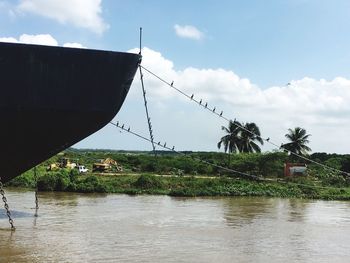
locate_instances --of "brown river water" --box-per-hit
[1,188,350,263]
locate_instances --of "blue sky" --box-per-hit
[1,0,350,153]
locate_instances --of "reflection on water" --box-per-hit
[286,199,308,222]
[222,197,275,226]
[0,209,32,219]
[1,189,350,262]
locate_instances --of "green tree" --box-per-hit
[281,127,311,158]
[217,120,242,155]
[217,120,264,163]
[239,122,264,153]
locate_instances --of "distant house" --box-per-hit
[284,163,307,176]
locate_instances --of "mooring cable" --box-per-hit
[109,121,350,192]
[139,65,350,177]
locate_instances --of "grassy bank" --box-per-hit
[6,171,350,200]
[5,150,350,200]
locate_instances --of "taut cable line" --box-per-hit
[109,120,350,191]
[139,65,350,177]
[109,121,260,180]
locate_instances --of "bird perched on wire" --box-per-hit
[199,99,202,105]
[171,81,174,86]
[205,102,208,108]
[212,107,216,113]
[190,94,194,99]
[220,111,223,116]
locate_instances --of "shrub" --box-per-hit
[37,173,59,191]
[6,173,33,188]
[37,171,71,191]
[322,174,350,187]
[257,152,287,177]
[75,175,107,193]
[56,173,71,191]
[133,174,164,189]
[69,169,79,183]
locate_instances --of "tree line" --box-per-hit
[218,120,311,158]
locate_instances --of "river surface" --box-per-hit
[1,189,350,262]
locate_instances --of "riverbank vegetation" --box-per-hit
[5,149,350,200]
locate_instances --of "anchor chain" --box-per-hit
[0,176,15,230]
[140,66,157,156]
[33,167,39,213]
[139,28,157,156]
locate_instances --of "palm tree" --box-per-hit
[217,120,264,160]
[217,120,242,155]
[239,122,264,153]
[281,127,311,157]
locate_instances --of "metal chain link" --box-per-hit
[139,28,157,157]
[139,65,157,156]
[33,167,39,216]
[0,176,15,230]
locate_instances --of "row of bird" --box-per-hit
[114,121,175,151]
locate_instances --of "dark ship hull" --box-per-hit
[0,42,140,183]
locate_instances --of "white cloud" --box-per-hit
[0,37,18,43]
[19,33,58,46]
[0,34,58,46]
[125,47,350,153]
[174,24,204,40]
[0,34,84,48]
[16,0,109,34]
[63,42,86,48]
